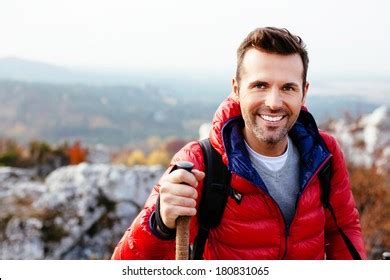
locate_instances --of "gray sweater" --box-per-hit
[247,141,301,226]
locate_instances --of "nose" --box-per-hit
[264,88,283,110]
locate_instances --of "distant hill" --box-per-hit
[0,57,91,84]
[0,80,217,146]
[306,95,379,122]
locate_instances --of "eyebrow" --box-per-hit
[283,82,300,89]
[247,80,269,88]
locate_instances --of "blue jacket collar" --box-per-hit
[222,110,330,193]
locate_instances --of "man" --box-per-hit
[112,27,366,259]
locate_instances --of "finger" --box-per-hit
[162,204,197,219]
[191,169,205,181]
[161,194,197,208]
[160,183,198,199]
[166,169,199,187]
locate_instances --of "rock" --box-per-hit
[199,123,212,140]
[324,106,389,174]
[0,217,44,259]
[86,144,112,164]
[0,163,164,259]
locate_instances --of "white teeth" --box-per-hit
[260,115,284,122]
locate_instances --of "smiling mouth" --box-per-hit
[259,114,286,122]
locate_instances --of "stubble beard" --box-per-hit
[251,119,289,145]
[242,109,291,146]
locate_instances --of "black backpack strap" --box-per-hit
[191,138,232,260]
[318,159,362,260]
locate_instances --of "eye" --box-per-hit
[282,85,296,92]
[254,82,267,89]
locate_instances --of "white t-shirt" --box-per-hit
[244,137,291,171]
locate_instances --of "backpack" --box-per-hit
[191,138,362,260]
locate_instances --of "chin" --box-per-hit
[254,129,287,145]
[262,136,283,145]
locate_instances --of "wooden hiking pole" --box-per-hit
[176,216,191,260]
[170,161,194,260]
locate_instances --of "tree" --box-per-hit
[29,140,52,164]
[146,149,170,166]
[68,141,88,165]
[164,138,187,157]
[0,138,23,166]
[126,149,146,166]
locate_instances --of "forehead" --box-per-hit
[241,48,304,85]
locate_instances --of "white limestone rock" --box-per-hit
[325,106,389,173]
[0,163,164,259]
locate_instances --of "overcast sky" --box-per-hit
[0,0,389,78]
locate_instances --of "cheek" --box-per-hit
[286,96,304,113]
[240,94,263,112]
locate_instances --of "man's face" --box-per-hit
[232,48,308,156]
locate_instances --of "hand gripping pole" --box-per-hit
[170,161,194,260]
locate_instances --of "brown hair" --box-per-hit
[236,27,309,88]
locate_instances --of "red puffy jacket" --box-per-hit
[112,95,366,260]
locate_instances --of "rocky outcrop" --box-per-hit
[322,106,389,174]
[0,163,164,259]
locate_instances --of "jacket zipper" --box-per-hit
[263,154,333,259]
[281,221,290,259]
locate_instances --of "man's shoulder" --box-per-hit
[178,140,203,154]
[171,140,205,171]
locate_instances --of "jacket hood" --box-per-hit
[209,93,241,164]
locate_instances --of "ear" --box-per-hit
[231,78,239,101]
[302,82,309,104]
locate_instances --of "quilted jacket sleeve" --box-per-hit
[111,141,204,260]
[321,132,367,259]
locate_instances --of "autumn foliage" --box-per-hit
[349,165,389,259]
[0,138,70,168]
[68,141,88,165]
[114,137,189,167]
